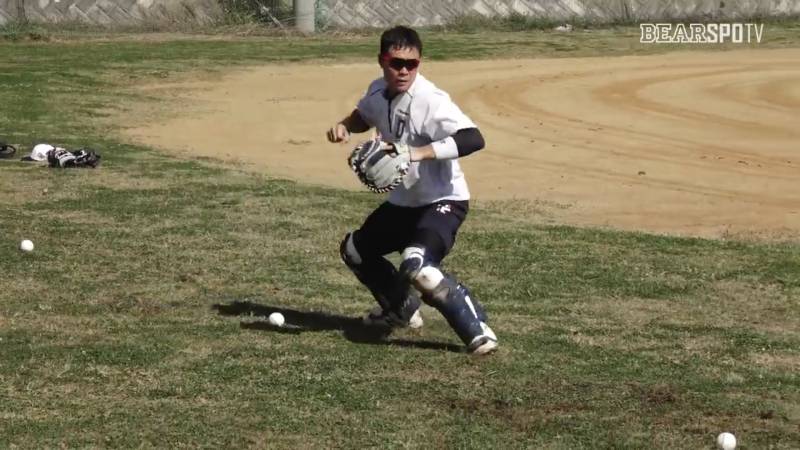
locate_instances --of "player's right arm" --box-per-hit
[327,109,371,143]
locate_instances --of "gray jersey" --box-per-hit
[356,73,475,207]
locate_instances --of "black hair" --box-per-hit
[380,26,423,57]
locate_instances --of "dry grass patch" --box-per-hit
[5,315,105,341]
[557,297,684,350]
[0,165,54,205]
[469,198,574,232]
[751,352,800,372]
[681,335,726,357]
[492,313,548,335]
[710,280,799,337]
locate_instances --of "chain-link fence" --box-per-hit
[218,0,292,25]
[1,0,798,29]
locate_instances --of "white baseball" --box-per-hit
[268,312,285,327]
[19,239,34,252]
[717,432,737,450]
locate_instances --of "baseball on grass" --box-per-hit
[717,432,737,450]
[268,312,285,327]
[19,239,34,253]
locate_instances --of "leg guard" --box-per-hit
[341,233,421,326]
[340,232,396,311]
[412,265,496,352]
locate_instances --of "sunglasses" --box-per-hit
[382,56,420,71]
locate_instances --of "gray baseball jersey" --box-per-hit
[356,73,476,207]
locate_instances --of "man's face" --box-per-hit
[380,46,421,95]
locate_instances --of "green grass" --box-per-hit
[1,29,799,448]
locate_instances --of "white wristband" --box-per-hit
[431,137,459,160]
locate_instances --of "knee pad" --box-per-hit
[399,246,425,282]
[339,232,362,267]
[399,245,448,298]
[414,265,445,295]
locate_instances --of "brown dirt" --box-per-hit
[121,48,800,239]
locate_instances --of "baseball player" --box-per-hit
[326,26,497,355]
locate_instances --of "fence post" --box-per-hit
[295,0,315,33]
[16,0,28,23]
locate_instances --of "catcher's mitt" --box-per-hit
[348,139,411,193]
[47,147,101,168]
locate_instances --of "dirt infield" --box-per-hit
[124,48,800,239]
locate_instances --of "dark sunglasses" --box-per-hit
[382,56,420,71]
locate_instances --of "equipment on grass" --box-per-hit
[0,141,16,159]
[348,138,410,193]
[22,144,56,161]
[47,148,101,168]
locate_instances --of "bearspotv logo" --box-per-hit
[640,23,764,44]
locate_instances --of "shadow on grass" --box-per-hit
[212,300,463,353]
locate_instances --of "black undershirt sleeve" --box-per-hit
[452,128,485,157]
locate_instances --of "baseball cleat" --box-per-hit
[363,306,423,329]
[467,322,498,355]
